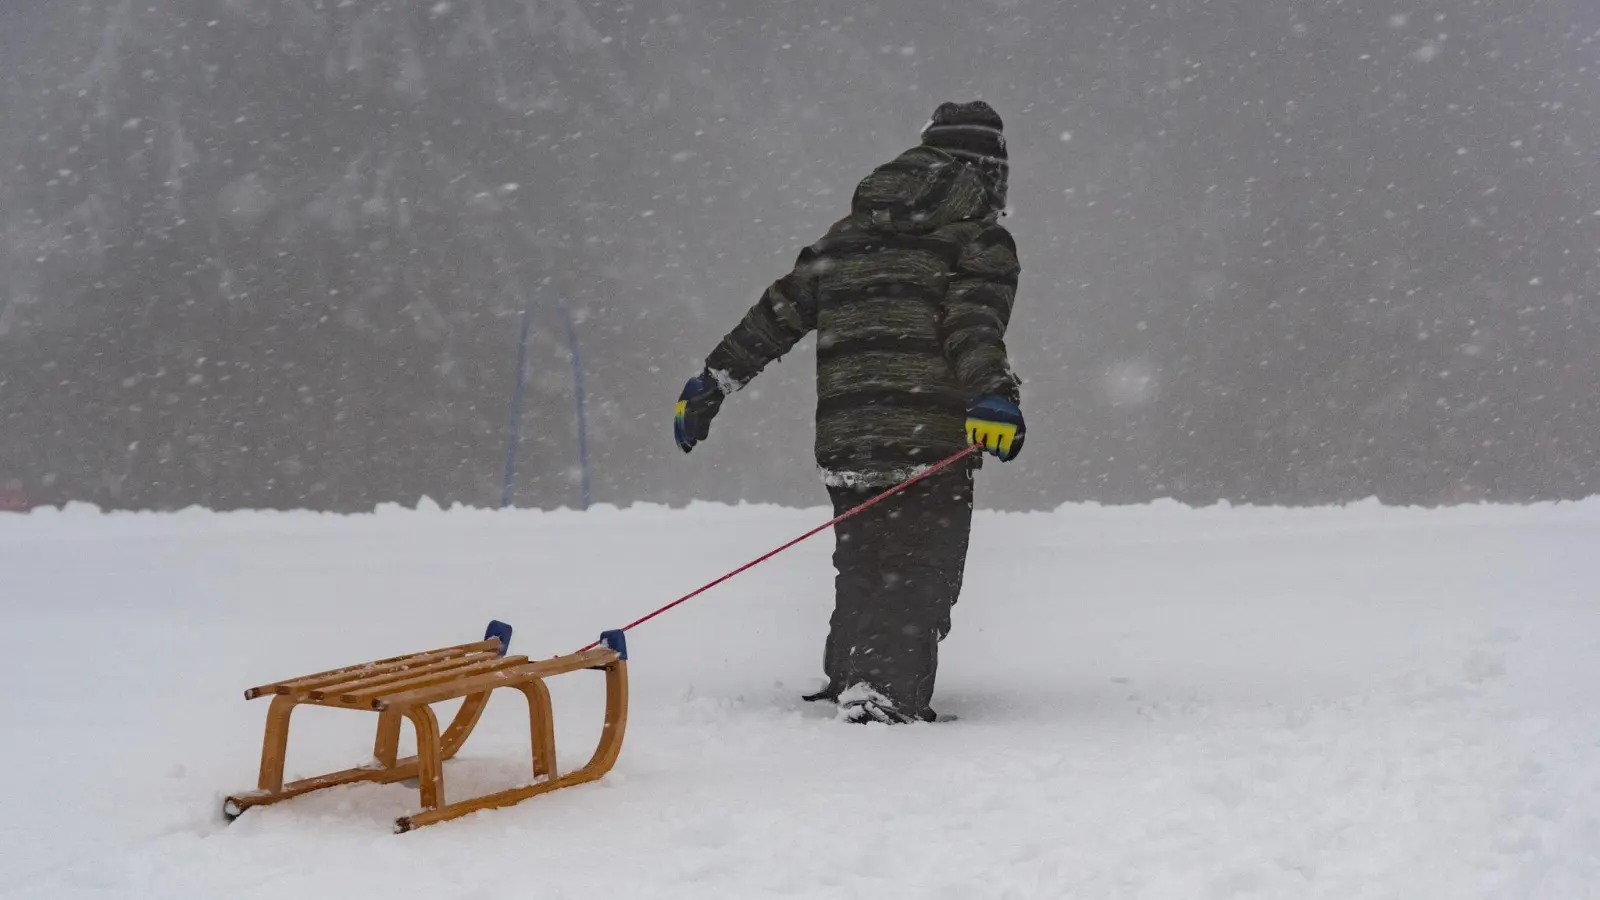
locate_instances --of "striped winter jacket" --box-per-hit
[704,145,1022,488]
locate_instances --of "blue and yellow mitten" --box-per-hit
[966,395,1025,461]
[674,371,726,453]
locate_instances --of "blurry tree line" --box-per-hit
[1,0,1595,511]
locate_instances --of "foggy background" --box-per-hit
[1,0,1595,513]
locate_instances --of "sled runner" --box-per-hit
[222,621,628,833]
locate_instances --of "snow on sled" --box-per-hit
[222,621,628,833]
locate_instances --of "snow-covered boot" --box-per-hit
[836,684,936,724]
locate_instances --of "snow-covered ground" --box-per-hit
[2,497,1598,899]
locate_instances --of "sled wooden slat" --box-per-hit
[304,651,504,700]
[224,626,630,833]
[243,639,503,699]
[376,648,619,710]
[342,655,533,704]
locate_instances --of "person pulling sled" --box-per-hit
[674,101,1026,724]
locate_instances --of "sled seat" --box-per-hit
[223,622,628,833]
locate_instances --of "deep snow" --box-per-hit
[2,497,1598,899]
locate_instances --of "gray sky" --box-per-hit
[2,0,1596,511]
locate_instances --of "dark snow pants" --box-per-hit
[822,460,975,718]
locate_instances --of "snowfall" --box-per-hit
[2,495,1598,899]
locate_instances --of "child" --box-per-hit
[675,101,1026,723]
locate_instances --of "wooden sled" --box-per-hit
[223,622,628,833]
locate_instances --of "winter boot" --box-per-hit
[836,684,937,724]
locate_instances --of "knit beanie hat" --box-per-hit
[920,100,1008,205]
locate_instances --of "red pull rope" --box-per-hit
[576,444,980,653]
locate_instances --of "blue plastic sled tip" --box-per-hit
[484,620,514,656]
[599,629,628,661]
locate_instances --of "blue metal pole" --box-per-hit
[557,296,593,510]
[500,295,535,508]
